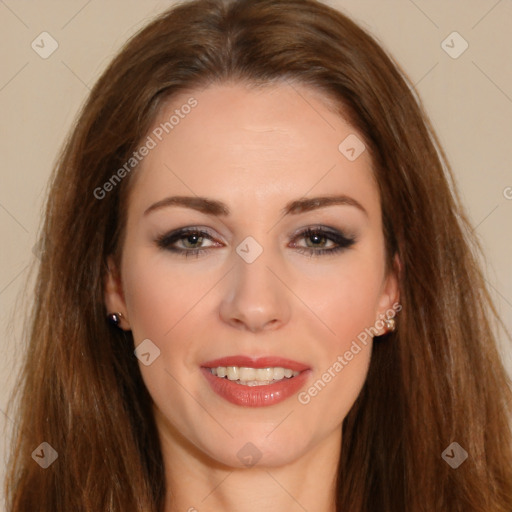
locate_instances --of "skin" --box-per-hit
[105,81,399,512]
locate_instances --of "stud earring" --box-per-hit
[107,312,123,327]
[384,318,396,332]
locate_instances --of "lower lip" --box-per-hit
[201,367,311,407]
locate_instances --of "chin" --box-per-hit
[200,428,312,470]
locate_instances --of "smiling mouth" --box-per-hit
[208,366,301,386]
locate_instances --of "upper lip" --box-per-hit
[201,355,310,372]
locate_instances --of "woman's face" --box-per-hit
[105,81,399,468]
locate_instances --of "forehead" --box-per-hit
[126,81,380,219]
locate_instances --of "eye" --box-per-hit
[290,226,356,256]
[155,227,222,257]
[155,225,356,258]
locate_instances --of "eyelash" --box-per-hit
[155,226,356,258]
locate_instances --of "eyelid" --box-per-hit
[155,226,224,248]
[288,224,355,243]
[155,224,356,257]
[289,224,344,237]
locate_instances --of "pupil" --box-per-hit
[308,234,325,246]
[186,234,201,247]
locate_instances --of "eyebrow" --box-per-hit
[143,194,368,217]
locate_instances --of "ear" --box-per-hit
[104,255,131,330]
[375,253,401,335]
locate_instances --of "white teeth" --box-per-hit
[226,367,239,381]
[238,380,273,387]
[208,366,300,385]
[257,368,273,380]
[273,367,285,380]
[239,367,258,381]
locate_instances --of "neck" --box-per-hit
[160,427,341,512]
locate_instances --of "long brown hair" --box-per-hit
[5,0,512,510]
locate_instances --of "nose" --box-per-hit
[219,251,291,333]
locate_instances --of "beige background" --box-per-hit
[1,0,511,505]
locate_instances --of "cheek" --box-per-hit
[121,249,215,341]
[294,267,378,422]
[295,257,385,348]
[120,252,213,433]
[290,256,384,411]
